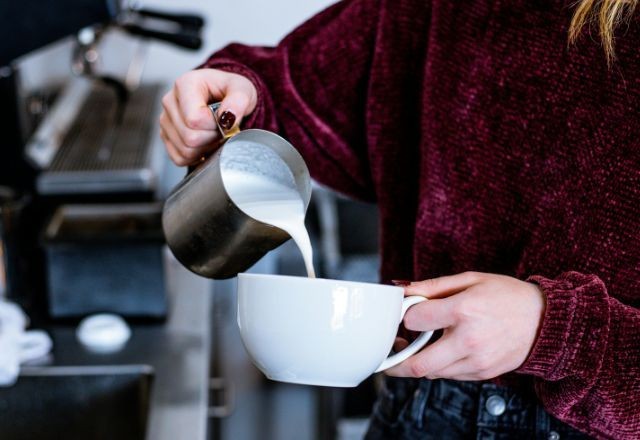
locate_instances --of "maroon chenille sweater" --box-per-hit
[202,0,640,437]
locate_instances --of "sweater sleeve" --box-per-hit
[516,271,640,439]
[200,0,382,201]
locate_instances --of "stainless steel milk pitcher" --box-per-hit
[162,103,311,279]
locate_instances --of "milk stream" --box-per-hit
[222,170,316,278]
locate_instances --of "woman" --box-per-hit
[159,0,640,438]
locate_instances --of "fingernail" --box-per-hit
[392,280,412,286]
[219,110,236,130]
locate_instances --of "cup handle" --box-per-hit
[374,296,434,373]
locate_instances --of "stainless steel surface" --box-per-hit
[43,256,213,440]
[44,203,164,240]
[0,365,154,440]
[208,377,235,419]
[125,40,149,91]
[39,169,156,194]
[71,27,101,77]
[25,77,93,169]
[163,128,311,279]
[36,83,164,195]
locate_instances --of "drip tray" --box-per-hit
[43,203,167,319]
[36,83,163,195]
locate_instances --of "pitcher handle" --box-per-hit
[208,102,241,139]
[186,101,239,175]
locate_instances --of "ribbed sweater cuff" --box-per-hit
[516,272,610,380]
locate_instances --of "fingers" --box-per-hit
[174,69,257,132]
[160,87,219,167]
[173,71,219,131]
[429,357,499,381]
[384,273,535,382]
[430,358,473,380]
[405,271,484,299]
[160,113,203,166]
[215,77,255,130]
[403,297,457,332]
[161,127,189,167]
[162,90,220,149]
[160,69,258,167]
[386,333,464,379]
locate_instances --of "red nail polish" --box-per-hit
[391,279,412,286]
[219,110,236,130]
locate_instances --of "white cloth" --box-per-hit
[0,301,52,386]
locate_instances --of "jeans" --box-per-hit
[365,377,592,439]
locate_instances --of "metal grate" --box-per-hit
[50,83,160,172]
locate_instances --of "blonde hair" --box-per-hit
[570,0,637,63]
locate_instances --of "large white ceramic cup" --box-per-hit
[237,273,435,387]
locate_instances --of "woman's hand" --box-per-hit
[387,272,545,381]
[159,68,258,166]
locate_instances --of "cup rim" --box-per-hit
[237,272,403,293]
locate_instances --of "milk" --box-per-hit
[222,169,316,278]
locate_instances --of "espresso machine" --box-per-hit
[0,0,204,323]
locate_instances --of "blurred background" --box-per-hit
[0,1,381,439]
[14,0,338,189]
